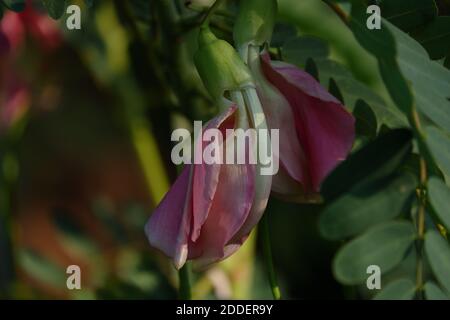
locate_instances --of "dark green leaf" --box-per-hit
[304,58,319,81]
[349,3,450,131]
[271,23,297,48]
[314,59,406,128]
[380,0,438,32]
[320,173,416,240]
[84,0,94,8]
[0,213,14,294]
[328,78,344,104]
[2,0,26,12]
[350,2,397,60]
[426,126,450,179]
[424,281,450,300]
[354,99,378,138]
[41,0,67,19]
[414,17,450,60]
[425,231,450,293]
[282,36,329,67]
[333,221,416,285]
[389,23,450,132]
[322,129,413,201]
[92,199,128,244]
[373,278,416,300]
[382,22,450,131]
[428,177,450,231]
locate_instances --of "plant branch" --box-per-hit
[178,264,192,300]
[201,0,227,28]
[322,0,350,26]
[260,214,281,300]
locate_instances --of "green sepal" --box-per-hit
[194,27,253,101]
[233,0,277,59]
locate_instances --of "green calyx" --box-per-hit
[233,0,277,60]
[194,27,253,101]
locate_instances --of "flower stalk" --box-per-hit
[260,213,281,300]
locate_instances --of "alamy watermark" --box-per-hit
[171,121,280,176]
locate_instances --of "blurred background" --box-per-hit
[1,0,440,299]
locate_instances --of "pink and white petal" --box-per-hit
[191,105,238,242]
[261,54,355,192]
[250,55,310,191]
[192,159,255,265]
[229,158,271,244]
[145,165,193,269]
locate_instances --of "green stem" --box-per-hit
[260,214,281,300]
[201,0,227,27]
[178,264,192,300]
[411,107,427,298]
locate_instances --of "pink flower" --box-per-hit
[0,4,62,52]
[145,105,271,269]
[249,49,355,202]
[0,4,62,131]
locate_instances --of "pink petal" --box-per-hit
[261,54,355,192]
[145,165,193,269]
[1,12,25,52]
[191,160,255,266]
[249,55,309,196]
[191,105,237,242]
[146,105,256,268]
[191,109,256,265]
[0,30,9,56]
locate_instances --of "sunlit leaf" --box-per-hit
[18,249,67,289]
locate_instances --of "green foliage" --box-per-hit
[373,278,416,300]
[18,249,67,289]
[424,282,450,300]
[41,0,67,19]
[282,36,329,66]
[320,173,416,240]
[1,0,25,12]
[425,231,450,294]
[380,0,438,32]
[322,129,413,201]
[322,0,450,299]
[353,99,377,138]
[428,178,450,230]
[333,221,416,285]
[426,126,450,179]
[414,17,450,60]
[281,35,406,129]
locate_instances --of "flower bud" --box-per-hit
[194,27,253,101]
[233,0,277,60]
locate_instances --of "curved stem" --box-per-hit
[260,214,281,300]
[178,264,192,300]
[322,0,349,25]
[201,0,227,27]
